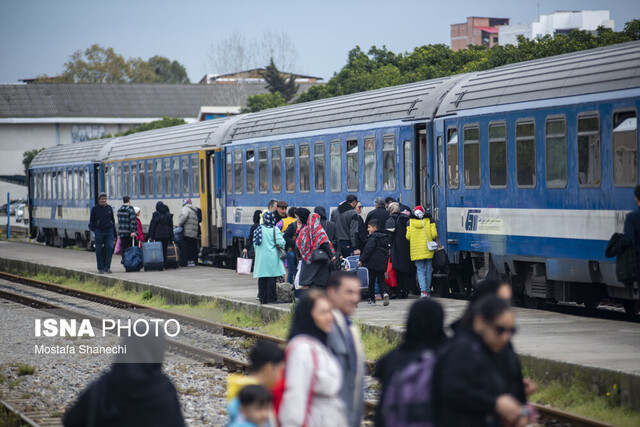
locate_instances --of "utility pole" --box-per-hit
[6,192,10,240]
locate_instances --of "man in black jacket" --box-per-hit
[365,197,390,230]
[89,192,115,274]
[331,194,361,257]
[622,185,640,283]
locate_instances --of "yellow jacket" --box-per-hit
[406,218,438,261]
[281,216,296,234]
[226,374,259,401]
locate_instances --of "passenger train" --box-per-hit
[28,41,640,312]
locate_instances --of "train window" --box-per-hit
[147,160,154,197]
[78,169,84,200]
[299,143,310,192]
[131,163,138,198]
[139,161,146,197]
[226,152,232,194]
[285,145,295,192]
[516,121,536,188]
[163,158,171,197]
[347,139,359,191]
[173,158,181,196]
[234,150,243,194]
[382,135,396,191]
[182,157,189,196]
[314,142,325,192]
[577,114,601,187]
[85,168,90,199]
[489,123,507,187]
[447,128,459,189]
[115,164,121,198]
[246,150,255,194]
[123,163,131,197]
[330,140,341,192]
[199,158,205,194]
[463,126,481,188]
[613,111,638,186]
[44,172,48,200]
[404,140,413,189]
[272,147,282,193]
[105,166,111,197]
[155,160,162,197]
[192,154,199,196]
[258,149,268,193]
[364,137,376,191]
[545,118,567,188]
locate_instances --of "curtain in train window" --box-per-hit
[173,158,181,196]
[613,111,638,186]
[404,141,413,189]
[259,149,268,193]
[78,169,84,200]
[299,143,310,192]
[330,140,341,192]
[147,160,155,197]
[285,145,295,192]
[489,123,507,187]
[272,147,282,193]
[314,142,325,192]
[463,126,481,188]
[246,150,255,194]
[191,154,199,196]
[139,161,146,197]
[364,137,376,191]
[383,135,396,191]
[105,167,111,198]
[447,128,459,189]
[347,139,359,191]
[226,152,233,194]
[516,121,536,187]
[234,151,243,194]
[123,163,131,197]
[545,118,567,188]
[163,159,171,197]
[131,163,138,198]
[577,115,601,187]
[115,165,121,198]
[182,157,189,196]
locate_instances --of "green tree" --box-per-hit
[148,56,190,83]
[241,93,286,113]
[22,148,45,175]
[624,19,640,40]
[261,58,299,102]
[99,117,186,139]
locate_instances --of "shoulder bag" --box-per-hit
[421,219,438,251]
[273,227,287,260]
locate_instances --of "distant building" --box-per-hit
[199,69,322,85]
[451,17,510,51]
[499,10,614,46]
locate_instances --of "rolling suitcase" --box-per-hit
[344,255,369,290]
[123,237,143,272]
[165,241,180,269]
[143,241,164,271]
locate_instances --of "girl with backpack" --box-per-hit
[278,290,347,427]
[405,206,437,298]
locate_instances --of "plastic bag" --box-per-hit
[294,260,303,289]
[237,254,253,275]
[385,257,398,287]
[114,237,122,255]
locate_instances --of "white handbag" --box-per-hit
[427,241,438,251]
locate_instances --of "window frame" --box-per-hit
[612,108,638,188]
[330,139,341,192]
[346,137,359,192]
[246,149,255,194]
[364,136,377,192]
[226,152,233,195]
[285,144,295,193]
[447,126,459,190]
[488,121,508,189]
[515,118,537,189]
[463,124,481,189]
[404,140,413,190]
[544,115,568,189]
[299,142,310,193]
[314,141,325,192]
[271,146,282,193]
[258,148,268,194]
[234,150,243,195]
[147,160,154,198]
[577,112,601,188]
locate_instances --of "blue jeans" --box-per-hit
[415,259,433,294]
[95,228,115,271]
[286,250,297,284]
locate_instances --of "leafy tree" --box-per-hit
[99,117,186,139]
[148,56,190,83]
[261,58,299,102]
[241,93,286,113]
[22,148,45,175]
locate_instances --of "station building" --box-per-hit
[450,16,510,51]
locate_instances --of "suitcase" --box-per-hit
[343,255,369,290]
[165,241,180,269]
[123,246,143,272]
[143,241,164,271]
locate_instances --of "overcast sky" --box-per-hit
[1,0,639,84]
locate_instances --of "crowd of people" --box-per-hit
[89,193,201,273]
[244,194,441,305]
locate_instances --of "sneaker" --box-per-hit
[98,269,104,274]
[105,269,112,274]
[188,262,196,267]
[420,291,429,299]
[383,292,390,306]
[368,299,376,305]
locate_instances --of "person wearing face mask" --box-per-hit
[405,206,437,298]
[278,290,348,427]
[433,296,533,427]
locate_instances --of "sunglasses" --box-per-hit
[492,324,517,336]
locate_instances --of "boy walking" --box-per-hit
[358,219,390,306]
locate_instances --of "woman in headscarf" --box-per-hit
[243,210,263,259]
[253,210,286,304]
[385,202,415,298]
[147,201,174,266]
[278,290,348,427]
[374,299,447,427]
[296,208,336,288]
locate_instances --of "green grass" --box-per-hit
[16,364,35,376]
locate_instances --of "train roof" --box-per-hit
[438,40,640,115]
[227,76,462,141]
[30,138,112,168]
[102,115,242,161]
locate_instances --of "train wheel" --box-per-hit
[622,300,638,315]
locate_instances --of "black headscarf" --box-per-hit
[252,210,262,224]
[454,278,505,331]
[401,298,446,352]
[313,206,327,220]
[289,292,328,345]
[155,201,169,214]
[296,207,310,226]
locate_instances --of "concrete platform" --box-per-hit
[1,241,639,406]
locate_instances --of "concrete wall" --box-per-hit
[0,124,56,175]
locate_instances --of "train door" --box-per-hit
[207,151,219,249]
[416,127,428,207]
[432,120,448,251]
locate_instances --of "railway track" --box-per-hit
[0,270,615,427]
